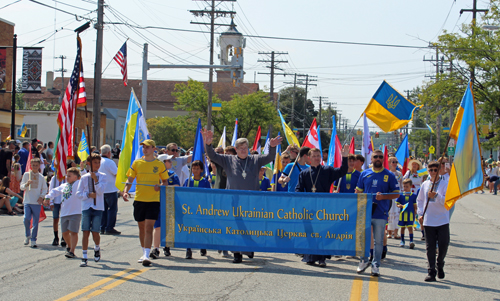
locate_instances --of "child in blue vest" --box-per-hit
[259,166,272,191]
[183,160,211,259]
[397,179,418,249]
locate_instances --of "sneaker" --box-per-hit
[357,260,370,273]
[425,270,437,282]
[80,259,88,267]
[163,247,171,257]
[142,258,152,266]
[52,237,59,246]
[94,249,101,262]
[437,268,445,279]
[371,264,380,277]
[31,241,37,248]
[200,249,207,256]
[65,251,76,258]
[24,236,30,245]
[185,249,192,259]
[409,242,415,249]
[232,253,243,264]
[222,251,230,258]
[246,252,254,259]
[318,260,327,267]
[61,238,67,247]
[138,256,145,263]
[400,241,405,247]
[105,229,121,235]
[421,236,425,241]
[150,248,160,259]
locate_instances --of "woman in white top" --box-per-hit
[403,159,426,195]
[486,163,500,193]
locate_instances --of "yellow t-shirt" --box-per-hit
[126,158,169,202]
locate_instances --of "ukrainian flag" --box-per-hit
[278,110,300,147]
[445,82,483,209]
[18,123,27,137]
[363,81,421,133]
[77,131,90,162]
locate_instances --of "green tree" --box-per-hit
[15,79,25,110]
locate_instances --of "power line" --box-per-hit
[0,0,22,10]
[28,0,94,20]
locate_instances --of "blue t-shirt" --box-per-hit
[272,171,288,191]
[396,193,417,213]
[356,168,400,219]
[334,170,361,193]
[259,176,271,191]
[167,170,180,186]
[183,176,211,188]
[283,162,310,192]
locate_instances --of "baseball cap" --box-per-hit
[140,139,156,148]
[158,154,173,162]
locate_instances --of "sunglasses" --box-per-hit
[391,161,398,164]
[429,168,438,172]
[373,155,383,159]
[171,149,179,152]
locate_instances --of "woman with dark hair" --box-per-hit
[0,177,23,215]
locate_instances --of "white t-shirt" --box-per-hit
[45,180,81,217]
[48,177,65,205]
[99,157,119,193]
[416,178,450,227]
[77,172,107,211]
[403,171,425,194]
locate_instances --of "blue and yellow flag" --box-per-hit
[278,110,300,147]
[417,168,428,177]
[445,83,483,209]
[363,81,421,133]
[77,131,90,162]
[426,123,434,134]
[18,123,27,137]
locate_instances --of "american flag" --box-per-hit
[55,37,83,181]
[113,41,127,86]
[76,63,87,107]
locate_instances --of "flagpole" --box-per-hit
[342,115,362,146]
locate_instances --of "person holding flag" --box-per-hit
[20,157,48,248]
[333,154,360,193]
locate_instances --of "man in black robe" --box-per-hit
[295,146,349,267]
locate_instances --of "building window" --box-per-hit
[15,124,37,139]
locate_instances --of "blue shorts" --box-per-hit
[81,208,103,232]
[398,220,415,228]
[154,211,161,228]
[52,203,61,219]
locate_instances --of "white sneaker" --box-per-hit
[357,260,370,273]
[31,241,37,248]
[371,264,380,276]
[137,256,145,263]
[24,236,30,245]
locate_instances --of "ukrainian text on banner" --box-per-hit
[22,47,42,93]
[161,187,372,257]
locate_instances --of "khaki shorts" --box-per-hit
[61,214,81,233]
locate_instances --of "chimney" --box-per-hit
[46,71,54,90]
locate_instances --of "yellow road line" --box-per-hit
[55,268,134,301]
[77,268,149,300]
[368,276,379,301]
[349,277,363,301]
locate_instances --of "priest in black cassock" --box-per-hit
[295,146,349,267]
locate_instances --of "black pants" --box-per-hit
[424,224,450,271]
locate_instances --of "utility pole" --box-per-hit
[460,0,488,84]
[142,43,148,113]
[296,75,317,138]
[258,51,288,106]
[55,55,66,97]
[10,34,17,139]
[283,73,307,130]
[190,0,235,130]
[313,96,328,127]
[92,0,104,147]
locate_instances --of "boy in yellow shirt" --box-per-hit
[123,139,169,266]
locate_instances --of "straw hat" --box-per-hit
[407,159,423,171]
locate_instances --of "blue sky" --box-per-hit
[2,0,484,129]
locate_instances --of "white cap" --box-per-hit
[158,154,174,162]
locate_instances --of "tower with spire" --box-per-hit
[216,19,245,83]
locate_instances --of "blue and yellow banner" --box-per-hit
[161,187,372,257]
[364,81,421,133]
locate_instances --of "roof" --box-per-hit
[23,78,260,104]
[221,19,242,36]
[0,18,15,26]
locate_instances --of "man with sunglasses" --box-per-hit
[355,150,400,276]
[417,161,450,282]
[166,143,192,185]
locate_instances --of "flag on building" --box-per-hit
[217,126,226,149]
[445,83,484,209]
[113,41,127,86]
[115,89,150,191]
[55,37,83,181]
[395,134,410,176]
[327,115,342,168]
[252,126,262,152]
[278,109,300,147]
[231,118,238,147]
[77,130,90,163]
[363,80,421,132]
[361,113,374,169]
[17,123,27,137]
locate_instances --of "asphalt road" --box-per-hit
[1,191,499,301]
